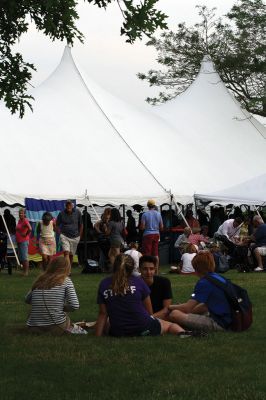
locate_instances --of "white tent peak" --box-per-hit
[153,55,266,192]
[200,54,217,75]
[0,45,171,203]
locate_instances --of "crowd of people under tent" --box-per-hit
[0,199,264,337]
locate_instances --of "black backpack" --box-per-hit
[205,274,253,332]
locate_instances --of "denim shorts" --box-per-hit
[140,316,162,336]
[18,241,29,262]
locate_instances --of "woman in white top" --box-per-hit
[37,212,56,270]
[180,244,197,274]
[25,257,79,335]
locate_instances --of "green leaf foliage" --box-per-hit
[138,0,266,117]
[0,0,168,118]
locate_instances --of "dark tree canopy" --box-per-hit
[138,0,266,117]
[0,0,167,117]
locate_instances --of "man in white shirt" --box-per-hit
[214,217,243,255]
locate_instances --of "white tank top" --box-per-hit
[40,220,55,239]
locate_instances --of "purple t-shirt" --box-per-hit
[97,275,152,336]
[141,210,162,236]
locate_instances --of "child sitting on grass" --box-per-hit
[179,244,197,274]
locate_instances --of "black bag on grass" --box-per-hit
[205,274,253,332]
[213,252,229,273]
[82,259,101,274]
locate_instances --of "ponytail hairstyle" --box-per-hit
[111,254,134,295]
[129,242,138,250]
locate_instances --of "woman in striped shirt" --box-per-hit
[25,257,79,335]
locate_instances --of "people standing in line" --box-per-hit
[56,200,83,268]
[15,208,32,276]
[106,208,125,267]
[139,199,163,271]
[94,207,111,270]
[0,209,16,235]
[182,210,200,230]
[37,212,56,270]
[125,210,138,244]
[81,209,94,241]
[139,255,172,320]
[25,257,80,335]
[95,253,189,337]
[197,207,209,228]
[0,209,16,269]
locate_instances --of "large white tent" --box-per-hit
[195,174,266,206]
[1,49,266,206]
[153,55,266,193]
[0,46,177,206]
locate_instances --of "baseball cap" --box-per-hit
[147,199,156,207]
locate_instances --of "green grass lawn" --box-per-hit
[0,266,265,400]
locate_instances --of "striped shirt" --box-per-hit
[25,277,79,326]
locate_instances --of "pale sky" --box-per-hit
[16,0,236,108]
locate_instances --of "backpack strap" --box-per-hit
[204,274,228,289]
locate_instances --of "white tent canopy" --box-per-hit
[153,55,266,193]
[1,50,266,207]
[81,70,214,201]
[0,46,176,206]
[195,174,266,206]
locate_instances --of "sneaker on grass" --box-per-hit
[177,330,208,338]
[254,266,264,272]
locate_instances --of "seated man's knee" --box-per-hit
[254,248,261,258]
[169,310,185,323]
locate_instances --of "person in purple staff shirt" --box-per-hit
[95,253,192,338]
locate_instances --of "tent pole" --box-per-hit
[83,205,88,266]
[171,193,190,229]
[0,210,21,268]
[254,206,262,217]
[87,196,100,221]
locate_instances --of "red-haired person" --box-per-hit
[169,251,232,332]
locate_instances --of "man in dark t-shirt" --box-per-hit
[56,200,83,267]
[139,255,172,319]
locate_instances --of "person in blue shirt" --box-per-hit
[139,199,163,272]
[168,251,232,332]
